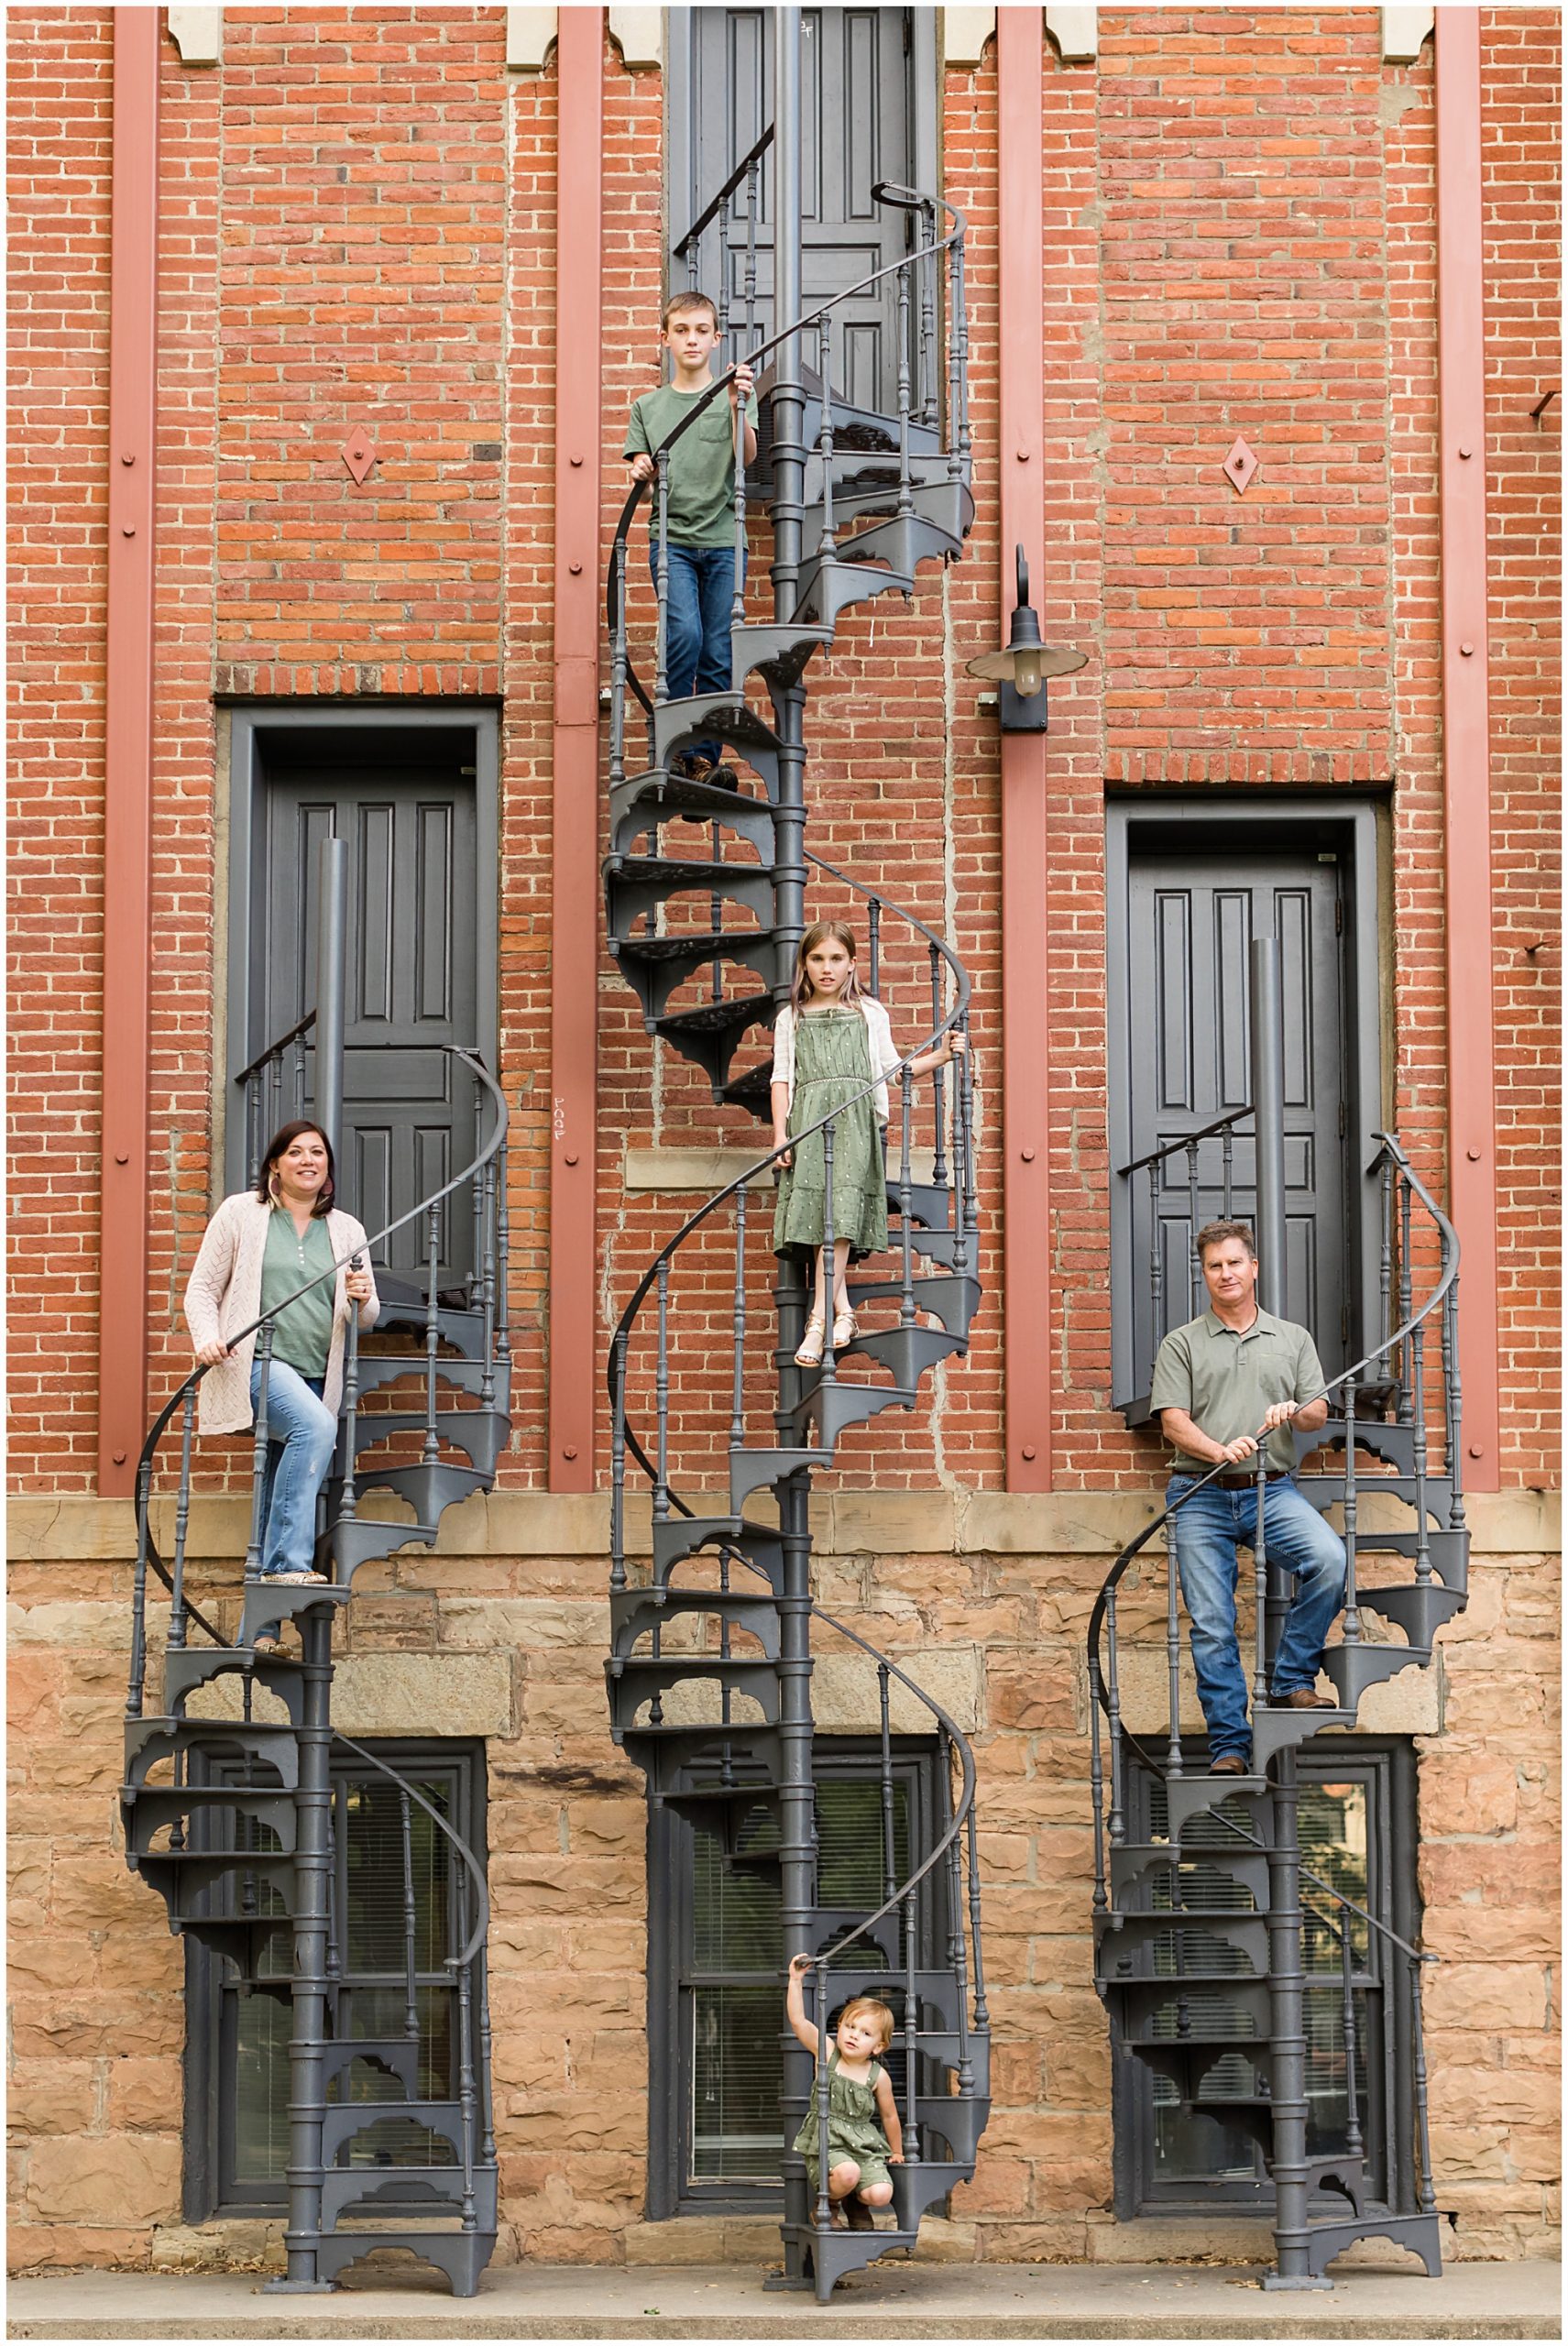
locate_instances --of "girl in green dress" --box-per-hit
[786,1954,903,2229]
[771,921,966,1367]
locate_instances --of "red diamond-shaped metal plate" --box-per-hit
[1223,436,1258,496]
[343,428,377,485]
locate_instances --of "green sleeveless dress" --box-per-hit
[792,2049,894,2194]
[773,1006,889,1260]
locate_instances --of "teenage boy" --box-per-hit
[624,290,759,775]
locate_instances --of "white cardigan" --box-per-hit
[183,1194,380,1436]
[771,997,902,1125]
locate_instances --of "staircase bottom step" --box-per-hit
[781,2219,919,2301]
[307,2226,497,2298]
[1302,2208,1454,2280]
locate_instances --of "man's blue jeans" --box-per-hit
[248,1363,336,1638]
[650,541,739,765]
[1167,1474,1347,1763]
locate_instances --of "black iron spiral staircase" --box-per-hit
[1089,1132,1466,2286]
[602,161,988,2299]
[120,1038,510,2298]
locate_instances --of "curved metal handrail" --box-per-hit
[332,1727,489,1969]
[608,204,967,718]
[128,1048,510,1662]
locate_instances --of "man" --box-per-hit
[1148,1220,1347,1776]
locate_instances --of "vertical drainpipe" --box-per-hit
[547,6,603,1491]
[1434,8,1499,1491]
[97,11,160,1495]
[997,8,1052,1491]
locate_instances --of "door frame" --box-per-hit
[1106,795,1386,1416]
[219,705,499,1203]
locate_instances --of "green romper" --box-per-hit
[773,1006,889,1260]
[792,2049,894,2195]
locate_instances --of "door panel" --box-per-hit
[669,8,924,410]
[1124,850,1349,1398]
[256,769,478,1284]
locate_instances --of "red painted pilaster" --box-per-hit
[1435,8,1500,1489]
[547,8,604,1489]
[998,7,1052,1490]
[97,10,159,1493]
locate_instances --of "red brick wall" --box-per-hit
[6,9,1558,1504]
[7,8,115,1490]
[1481,7,1561,1486]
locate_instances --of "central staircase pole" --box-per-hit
[266,1605,335,2293]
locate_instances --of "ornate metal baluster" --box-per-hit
[744,160,760,349]
[817,318,837,559]
[730,1187,748,1453]
[337,1311,359,1537]
[246,1325,275,1587]
[1165,1512,1183,1775]
[400,1789,420,2050]
[898,1068,916,1329]
[1341,1373,1360,1647]
[654,449,671,702]
[1411,1958,1437,2215]
[1409,1312,1433,1586]
[731,361,749,635]
[965,1803,990,2030]
[1148,1162,1165,1379]
[1340,1907,1364,2162]
[494,1137,510,1370]
[127,1458,152,1717]
[1223,1122,1235,1220]
[1397,1177,1414,1422]
[1444,1271,1466,1530]
[1186,1137,1201,1319]
[1105,1585,1125,1845]
[1253,1446,1270,1709]
[654,1261,671,1522]
[609,1331,629,1590]
[454,1879,478,2230]
[1089,1654,1108,1913]
[928,947,948,1192]
[423,1201,443,1464]
[711,822,725,1002]
[609,538,629,792]
[953,231,971,473]
[867,897,883,994]
[878,1663,896,1906]
[168,1389,195,1651]
[478,1158,497,1411]
[813,1957,833,2232]
[1378,1154,1394,1365]
[918,201,937,426]
[820,1115,838,1388]
[896,250,915,522]
[902,1887,921,2164]
[952,1010,974,1279]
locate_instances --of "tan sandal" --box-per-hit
[795,1317,826,1368]
[831,1310,858,1350]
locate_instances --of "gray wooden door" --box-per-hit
[256,770,478,1283]
[668,8,932,411]
[1123,850,1350,1396]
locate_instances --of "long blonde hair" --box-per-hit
[790,920,864,1013]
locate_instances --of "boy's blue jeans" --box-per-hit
[1167,1474,1347,1764]
[248,1362,336,1639]
[650,541,740,765]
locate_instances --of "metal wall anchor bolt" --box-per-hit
[1224,437,1258,494]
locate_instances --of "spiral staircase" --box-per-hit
[601,165,990,2300]
[120,1045,509,2297]
[1089,1137,1465,2284]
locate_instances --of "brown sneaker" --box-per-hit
[1272,1687,1337,1711]
[1208,1753,1249,1777]
[845,2196,875,2231]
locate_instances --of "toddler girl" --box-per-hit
[786,1953,904,2229]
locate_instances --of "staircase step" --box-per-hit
[123,1782,299,1856]
[1321,1639,1431,1711]
[369,1299,488,1361]
[320,2164,498,2234]
[352,1354,507,1403]
[1301,2209,1453,2280]
[609,1584,781,1660]
[321,2101,471,2166]
[1109,1841,1271,1909]
[729,622,833,695]
[161,1647,305,1723]
[607,856,774,935]
[730,1446,835,1509]
[623,1723,784,1787]
[1164,1773,1273,1839]
[891,2158,971,2230]
[719,1060,776,1123]
[651,1514,784,1586]
[1353,1577,1467,1640]
[238,1581,351,1648]
[1251,1703,1358,1771]
[650,696,784,795]
[609,929,776,1022]
[308,2224,496,2298]
[323,2040,423,2099]
[348,1409,510,1477]
[609,768,776,861]
[847,1270,980,1339]
[1096,1910,1270,1977]
[784,2220,921,2300]
[606,1653,782,1730]
[125,1716,299,1790]
[349,1461,488,1519]
[791,1375,922,1444]
[793,547,916,630]
[1110,1973,1273,2031]
[652,991,779,1092]
[847,1324,963,1385]
[332,1516,442,1578]
[801,476,975,543]
[911,2094,989,2163]
[134,1849,299,1913]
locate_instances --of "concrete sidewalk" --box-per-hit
[5,2260,1561,2341]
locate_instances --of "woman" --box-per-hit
[184,1120,378,1648]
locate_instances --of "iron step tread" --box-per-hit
[605,854,770,887]
[652,992,777,1041]
[609,929,772,964]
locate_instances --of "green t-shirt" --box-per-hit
[258,1209,336,1381]
[1148,1307,1327,1476]
[623,380,760,548]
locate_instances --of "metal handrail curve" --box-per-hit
[129,1047,510,1659]
[332,1726,490,1968]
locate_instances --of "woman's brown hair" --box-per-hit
[255,1120,336,1218]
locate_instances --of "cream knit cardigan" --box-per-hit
[183,1194,380,1436]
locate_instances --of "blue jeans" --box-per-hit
[248,1363,336,1638]
[1167,1474,1347,1763]
[650,541,740,764]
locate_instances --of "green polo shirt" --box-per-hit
[623,381,759,548]
[258,1209,335,1381]
[1148,1307,1327,1475]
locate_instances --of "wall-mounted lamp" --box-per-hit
[966,545,1088,732]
